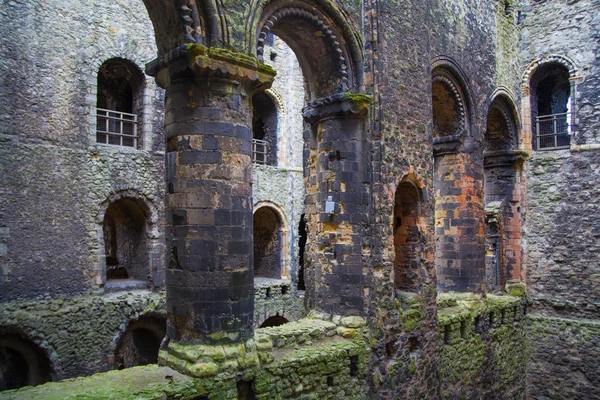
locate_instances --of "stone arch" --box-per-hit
[95,58,146,148]
[254,0,363,99]
[259,314,289,328]
[94,190,162,289]
[521,54,579,92]
[252,91,279,166]
[140,0,219,54]
[0,329,52,390]
[393,173,426,292]
[520,55,580,151]
[88,53,160,151]
[484,94,526,291]
[253,202,289,279]
[484,93,519,153]
[431,57,473,148]
[113,314,166,370]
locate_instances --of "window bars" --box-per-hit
[96,108,138,148]
[535,112,571,150]
[252,138,267,164]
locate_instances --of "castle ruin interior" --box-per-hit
[0,0,599,399]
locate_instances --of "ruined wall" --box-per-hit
[0,0,165,299]
[368,0,525,397]
[0,291,166,380]
[520,0,600,397]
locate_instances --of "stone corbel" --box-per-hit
[432,133,462,156]
[302,92,371,124]
[483,150,528,169]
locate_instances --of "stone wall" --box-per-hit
[0,0,166,299]
[0,291,166,380]
[520,0,600,397]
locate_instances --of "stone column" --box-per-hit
[302,93,371,315]
[148,45,275,344]
[433,138,486,292]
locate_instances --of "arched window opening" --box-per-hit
[484,97,523,291]
[0,334,50,391]
[103,198,149,285]
[96,58,144,148]
[297,214,307,291]
[530,64,571,150]
[253,207,283,279]
[259,315,289,328]
[394,182,423,292]
[114,316,165,370]
[252,92,278,166]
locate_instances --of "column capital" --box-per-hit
[302,92,371,124]
[146,44,276,92]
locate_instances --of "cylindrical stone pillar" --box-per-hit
[149,45,275,344]
[434,147,486,293]
[302,93,371,315]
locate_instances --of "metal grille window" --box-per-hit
[96,108,138,148]
[252,138,267,164]
[535,112,571,150]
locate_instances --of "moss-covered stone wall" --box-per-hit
[437,293,528,399]
[3,316,372,400]
[0,290,166,381]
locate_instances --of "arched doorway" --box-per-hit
[114,315,166,370]
[0,333,51,391]
[253,206,283,279]
[103,198,149,284]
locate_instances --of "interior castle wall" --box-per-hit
[0,0,166,299]
[520,0,600,398]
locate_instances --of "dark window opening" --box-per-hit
[115,316,165,370]
[259,315,289,328]
[252,92,278,165]
[0,334,51,391]
[349,355,359,377]
[393,182,422,292]
[96,58,143,148]
[237,379,255,400]
[104,198,149,283]
[530,64,571,150]
[327,376,334,386]
[408,337,419,353]
[297,214,307,290]
[253,207,282,279]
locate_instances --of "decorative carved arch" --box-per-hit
[430,57,473,144]
[141,0,219,53]
[253,0,363,98]
[485,93,519,153]
[521,54,579,93]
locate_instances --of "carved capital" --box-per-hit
[146,44,276,92]
[483,150,528,168]
[302,92,371,124]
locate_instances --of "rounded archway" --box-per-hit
[114,315,166,370]
[393,181,424,292]
[253,206,284,279]
[259,315,289,328]
[103,197,150,283]
[0,333,51,391]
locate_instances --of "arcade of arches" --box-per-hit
[1,0,599,399]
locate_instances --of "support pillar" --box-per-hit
[302,93,371,315]
[148,45,275,344]
[433,138,486,292]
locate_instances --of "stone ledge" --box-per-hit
[0,365,202,400]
